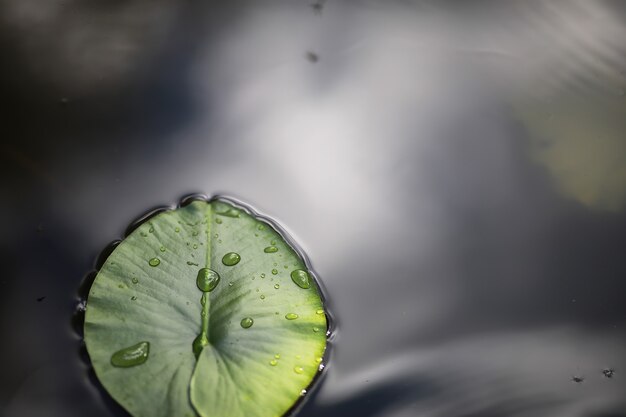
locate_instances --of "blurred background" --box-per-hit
[1,1,625,416]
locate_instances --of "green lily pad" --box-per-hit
[83,197,329,417]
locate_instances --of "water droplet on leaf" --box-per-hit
[240,317,254,328]
[290,269,311,289]
[196,268,220,292]
[111,341,150,367]
[222,252,241,266]
[148,258,160,267]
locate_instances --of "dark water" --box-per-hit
[1,1,626,416]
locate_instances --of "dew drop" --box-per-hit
[313,327,319,332]
[290,269,311,289]
[228,282,234,287]
[192,230,199,236]
[222,252,241,266]
[193,243,198,249]
[215,218,222,224]
[111,341,150,367]
[196,268,220,292]
[148,258,160,267]
[159,246,166,252]
[275,354,280,359]
[216,208,240,218]
[264,246,278,253]
[261,273,266,278]
[260,295,265,300]
[175,227,180,233]
[274,284,280,289]
[316,309,324,315]
[240,317,254,328]
[192,334,209,358]
[269,359,278,366]
[131,277,139,284]
[315,357,323,363]
[272,269,278,275]
[149,226,154,233]
[285,313,299,320]
[258,224,265,231]
[271,240,276,245]
[130,296,137,301]
[294,366,304,374]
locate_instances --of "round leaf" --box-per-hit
[84,199,328,417]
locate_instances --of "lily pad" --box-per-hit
[83,197,329,417]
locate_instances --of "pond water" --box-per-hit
[1,1,625,416]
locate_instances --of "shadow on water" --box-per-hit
[299,377,438,417]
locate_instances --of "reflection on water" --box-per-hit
[1,1,625,416]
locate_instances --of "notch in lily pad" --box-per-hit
[82,195,333,417]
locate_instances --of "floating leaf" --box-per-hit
[84,198,328,417]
